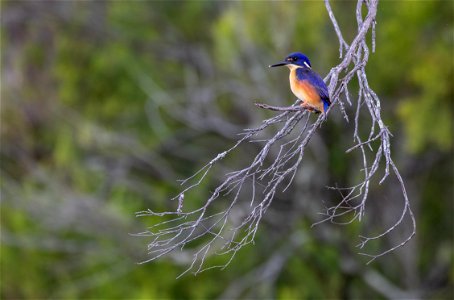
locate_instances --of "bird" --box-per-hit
[270,52,331,114]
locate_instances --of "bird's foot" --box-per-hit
[300,102,321,114]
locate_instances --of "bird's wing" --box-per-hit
[296,68,330,104]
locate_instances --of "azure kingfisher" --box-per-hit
[270,52,331,114]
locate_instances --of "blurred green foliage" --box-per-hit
[368,1,453,153]
[1,1,452,299]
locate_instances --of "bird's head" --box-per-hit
[269,52,312,69]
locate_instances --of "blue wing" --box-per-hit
[296,68,331,111]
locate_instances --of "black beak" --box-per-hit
[269,61,289,68]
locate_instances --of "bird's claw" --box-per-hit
[300,102,321,114]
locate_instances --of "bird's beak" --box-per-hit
[269,61,289,68]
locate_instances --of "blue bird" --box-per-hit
[270,52,331,114]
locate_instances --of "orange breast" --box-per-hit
[289,69,323,111]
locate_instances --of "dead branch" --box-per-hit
[136,0,415,276]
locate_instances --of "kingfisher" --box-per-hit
[270,52,331,114]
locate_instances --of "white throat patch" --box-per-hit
[286,64,299,70]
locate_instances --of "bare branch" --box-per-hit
[136,0,415,276]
